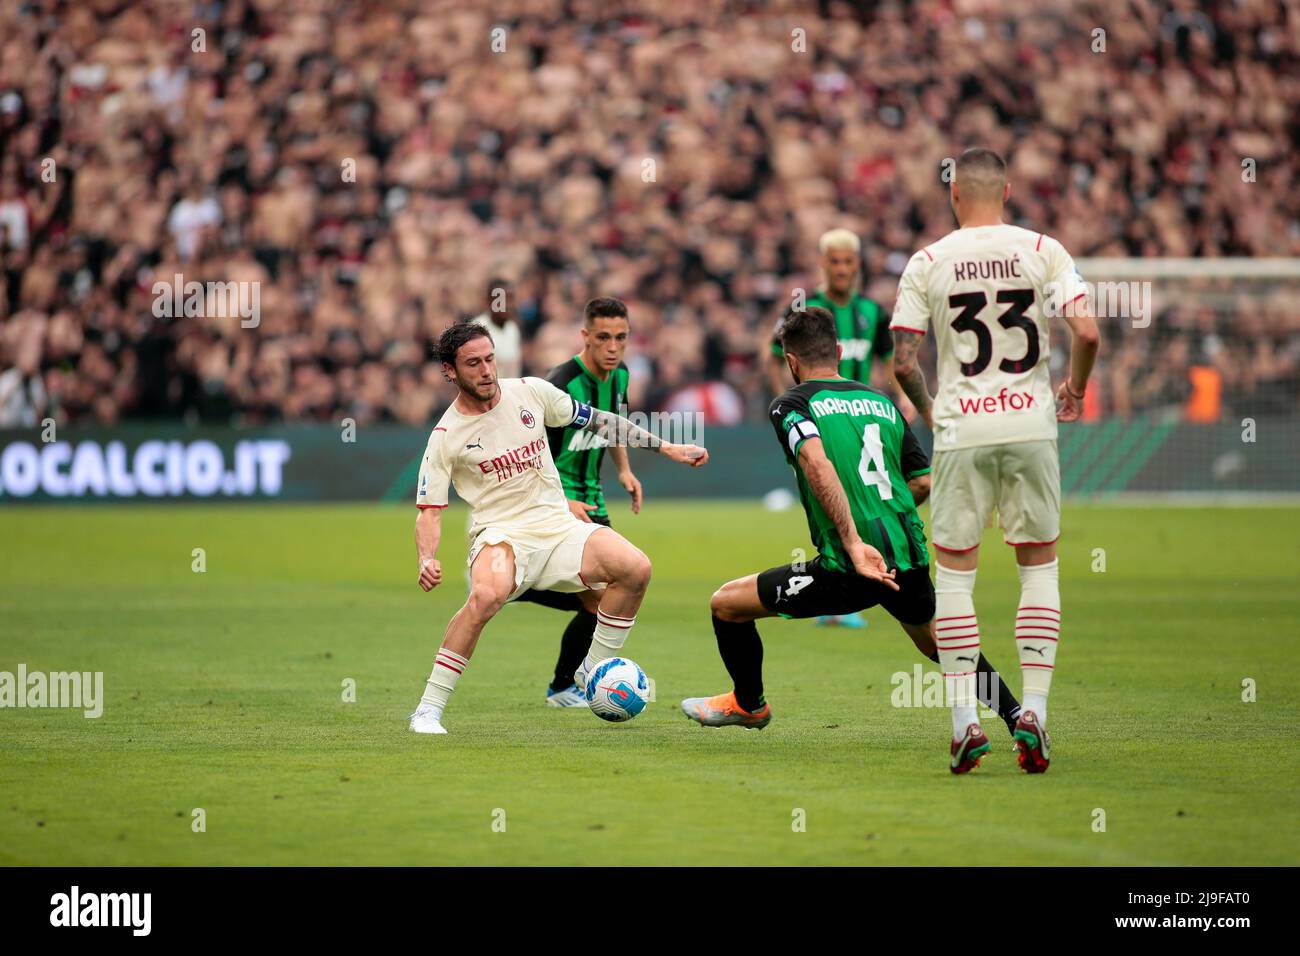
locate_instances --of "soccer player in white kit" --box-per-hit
[890,148,1100,773]
[408,322,709,734]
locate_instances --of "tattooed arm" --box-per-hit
[796,437,898,589]
[891,329,933,428]
[585,407,709,467]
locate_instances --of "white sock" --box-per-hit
[935,564,980,737]
[1023,694,1048,725]
[1015,560,1060,726]
[419,647,468,720]
[583,608,636,672]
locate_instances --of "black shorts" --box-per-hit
[756,557,935,626]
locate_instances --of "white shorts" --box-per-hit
[468,521,608,600]
[931,439,1060,552]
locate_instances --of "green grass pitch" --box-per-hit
[1,501,1297,866]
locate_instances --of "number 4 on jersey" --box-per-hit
[858,423,893,501]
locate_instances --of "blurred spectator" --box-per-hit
[0,0,1296,428]
[468,277,523,379]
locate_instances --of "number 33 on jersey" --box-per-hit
[890,225,1087,450]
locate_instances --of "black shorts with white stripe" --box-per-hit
[756,558,934,626]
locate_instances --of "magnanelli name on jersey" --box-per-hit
[809,395,898,423]
[770,378,931,575]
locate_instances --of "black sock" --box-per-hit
[551,608,597,691]
[713,615,764,712]
[977,653,1022,730]
[974,654,1021,727]
[924,649,1022,729]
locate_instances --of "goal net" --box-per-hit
[1055,258,1300,498]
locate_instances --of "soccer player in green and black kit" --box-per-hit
[683,307,1022,771]
[768,228,894,630]
[515,297,644,707]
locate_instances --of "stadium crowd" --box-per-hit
[1,0,1297,428]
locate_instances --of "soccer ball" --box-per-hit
[584,657,649,722]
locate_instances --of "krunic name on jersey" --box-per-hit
[952,257,1022,281]
[890,224,1086,450]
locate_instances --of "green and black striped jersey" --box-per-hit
[545,356,629,518]
[772,292,894,383]
[770,378,931,574]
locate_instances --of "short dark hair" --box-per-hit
[955,147,1007,201]
[584,296,629,324]
[778,306,838,366]
[437,321,493,366]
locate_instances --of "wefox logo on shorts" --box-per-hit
[50,886,151,936]
[956,388,1037,415]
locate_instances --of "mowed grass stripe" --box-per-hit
[0,503,1296,865]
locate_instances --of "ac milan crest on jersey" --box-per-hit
[520,409,536,428]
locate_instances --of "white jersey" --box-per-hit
[470,313,523,379]
[416,378,593,541]
[891,224,1085,450]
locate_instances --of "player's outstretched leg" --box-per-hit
[680,574,773,729]
[410,542,516,734]
[1012,544,1060,773]
[572,529,651,691]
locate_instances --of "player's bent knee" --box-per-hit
[632,550,652,588]
[466,582,508,621]
[616,547,652,592]
[710,581,749,621]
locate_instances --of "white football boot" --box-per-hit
[545,684,587,708]
[408,705,448,734]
